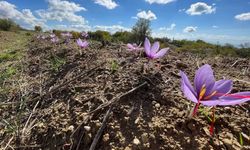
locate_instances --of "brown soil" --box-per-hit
[1,37,250,150]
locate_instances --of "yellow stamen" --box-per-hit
[199,85,206,100]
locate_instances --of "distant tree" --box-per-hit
[131,18,151,44]
[0,19,13,31]
[0,18,22,31]
[34,25,42,32]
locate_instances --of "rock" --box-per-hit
[103,133,110,142]
[152,101,157,105]
[124,146,132,150]
[222,138,241,150]
[68,125,74,132]
[135,118,140,124]
[84,126,91,132]
[155,103,161,108]
[141,133,149,144]
[133,137,140,145]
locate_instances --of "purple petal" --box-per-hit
[210,80,233,99]
[217,92,250,106]
[153,48,169,59]
[144,38,151,57]
[194,64,215,96]
[127,43,134,50]
[220,92,250,100]
[200,100,221,106]
[82,41,89,47]
[151,41,160,55]
[77,38,82,46]
[217,99,250,106]
[180,71,198,103]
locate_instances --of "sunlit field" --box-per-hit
[0,0,250,149]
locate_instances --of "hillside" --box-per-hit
[0,31,250,149]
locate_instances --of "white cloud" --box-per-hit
[0,1,46,29]
[186,2,216,15]
[183,26,197,33]
[212,25,218,28]
[36,0,87,24]
[159,23,176,31]
[52,24,91,31]
[145,0,176,4]
[94,0,118,9]
[235,12,250,21]
[136,10,157,20]
[178,8,185,12]
[93,25,130,33]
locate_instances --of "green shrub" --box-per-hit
[49,56,66,72]
[71,31,81,39]
[34,26,42,32]
[0,19,22,31]
[0,66,17,85]
[89,30,112,43]
[112,31,133,43]
[0,19,12,31]
[236,48,250,58]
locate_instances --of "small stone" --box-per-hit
[155,103,160,108]
[135,118,140,124]
[152,101,157,105]
[133,137,140,145]
[141,133,148,143]
[222,139,233,149]
[67,125,74,132]
[103,133,110,142]
[124,146,132,150]
[84,126,91,132]
[124,117,129,121]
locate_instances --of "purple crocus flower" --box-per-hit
[51,37,59,43]
[144,37,169,59]
[61,32,72,38]
[181,64,250,109]
[127,43,143,52]
[81,32,88,38]
[181,64,250,135]
[77,38,88,48]
[50,34,56,38]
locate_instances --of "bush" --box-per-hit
[34,26,42,32]
[71,31,81,39]
[0,19,12,31]
[112,31,133,43]
[131,18,151,44]
[236,48,250,58]
[89,30,112,44]
[0,19,22,31]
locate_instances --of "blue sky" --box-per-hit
[0,0,250,46]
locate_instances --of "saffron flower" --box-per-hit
[81,32,88,38]
[77,38,88,48]
[61,32,72,38]
[180,64,250,108]
[126,43,143,51]
[180,64,250,135]
[50,34,56,38]
[144,37,169,59]
[51,37,59,43]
